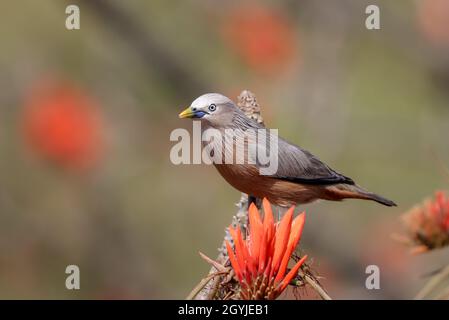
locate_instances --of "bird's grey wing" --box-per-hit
[238,116,353,185]
[266,137,354,185]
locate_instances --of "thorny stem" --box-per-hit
[301,275,332,300]
[415,264,449,299]
[190,195,249,300]
[186,271,229,300]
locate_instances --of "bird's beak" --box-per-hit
[178,106,207,119]
[179,106,195,119]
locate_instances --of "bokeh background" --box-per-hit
[0,0,449,299]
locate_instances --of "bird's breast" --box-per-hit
[214,163,261,192]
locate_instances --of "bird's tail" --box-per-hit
[327,184,397,207]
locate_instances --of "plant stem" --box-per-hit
[304,275,332,300]
[415,264,449,299]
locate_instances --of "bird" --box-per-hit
[179,93,396,208]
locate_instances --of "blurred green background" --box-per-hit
[0,0,449,299]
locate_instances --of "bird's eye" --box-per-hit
[208,104,217,112]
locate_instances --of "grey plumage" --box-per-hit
[228,107,352,185]
[179,93,396,207]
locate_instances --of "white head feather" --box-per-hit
[190,93,234,110]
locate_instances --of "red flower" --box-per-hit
[428,191,449,232]
[226,198,307,300]
[22,79,104,170]
[401,191,449,253]
[418,0,449,47]
[222,5,298,74]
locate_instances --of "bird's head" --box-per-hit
[179,93,237,128]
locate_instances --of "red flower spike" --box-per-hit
[228,226,246,276]
[271,206,294,272]
[240,228,256,278]
[22,79,104,171]
[401,191,449,253]
[275,212,305,283]
[289,213,306,248]
[262,198,273,219]
[258,230,268,274]
[279,255,308,292]
[221,4,299,74]
[226,199,307,300]
[264,256,272,278]
[262,198,275,244]
[226,241,242,282]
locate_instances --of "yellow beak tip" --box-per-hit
[179,107,193,119]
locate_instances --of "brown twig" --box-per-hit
[303,275,332,300]
[198,252,228,273]
[415,264,449,299]
[186,271,229,300]
[294,263,332,300]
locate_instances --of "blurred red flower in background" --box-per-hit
[399,191,449,254]
[418,0,449,47]
[22,79,104,171]
[221,4,298,74]
[226,199,307,300]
